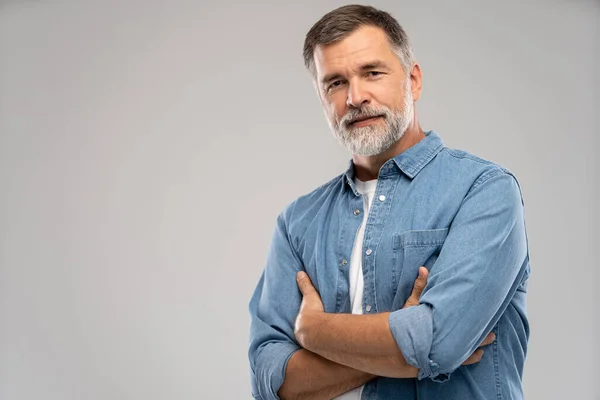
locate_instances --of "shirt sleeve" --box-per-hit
[388,169,530,381]
[248,208,303,399]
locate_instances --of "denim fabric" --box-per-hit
[248,130,530,400]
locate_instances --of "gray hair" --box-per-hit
[303,4,415,78]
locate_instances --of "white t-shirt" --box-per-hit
[332,177,378,400]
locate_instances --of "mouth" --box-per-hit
[349,115,384,127]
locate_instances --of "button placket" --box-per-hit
[337,196,364,314]
[362,190,376,314]
[362,178,393,317]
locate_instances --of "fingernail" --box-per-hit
[296,271,305,280]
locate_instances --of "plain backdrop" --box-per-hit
[0,0,598,399]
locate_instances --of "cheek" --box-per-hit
[372,85,402,110]
[324,97,346,123]
[333,98,349,121]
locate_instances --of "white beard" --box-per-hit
[329,78,414,156]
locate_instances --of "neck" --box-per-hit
[352,118,425,181]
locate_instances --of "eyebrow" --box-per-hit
[321,60,390,85]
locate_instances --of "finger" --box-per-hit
[461,349,484,366]
[296,271,317,296]
[477,332,496,348]
[414,267,428,292]
[407,267,428,301]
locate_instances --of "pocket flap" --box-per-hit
[393,228,449,249]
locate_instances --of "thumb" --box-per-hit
[413,267,428,294]
[403,267,429,308]
[296,271,316,296]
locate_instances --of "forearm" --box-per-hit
[297,312,417,378]
[277,349,375,400]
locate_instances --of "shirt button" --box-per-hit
[365,304,372,312]
[379,195,386,202]
[353,209,360,215]
[387,163,394,169]
[365,248,372,255]
[341,259,348,266]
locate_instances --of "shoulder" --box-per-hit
[436,147,524,205]
[439,147,520,187]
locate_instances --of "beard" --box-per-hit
[328,78,414,156]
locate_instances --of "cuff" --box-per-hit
[253,341,301,399]
[388,304,446,381]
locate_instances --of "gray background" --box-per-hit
[0,0,598,399]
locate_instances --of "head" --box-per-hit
[303,5,422,156]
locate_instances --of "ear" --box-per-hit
[409,63,423,102]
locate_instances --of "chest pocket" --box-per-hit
[391,228,449,310]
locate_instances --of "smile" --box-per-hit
[350,115,383,127]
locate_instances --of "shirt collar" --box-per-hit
[343,130,445,195]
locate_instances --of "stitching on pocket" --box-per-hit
[393,228,449,249]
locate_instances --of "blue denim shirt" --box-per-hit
[248,130,530,400]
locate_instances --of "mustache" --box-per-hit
[340,107,390,126]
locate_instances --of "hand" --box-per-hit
[294,271,324,348]
[403,266,496,366]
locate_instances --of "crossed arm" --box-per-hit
[277,273,421,400]
[278,268,494,400]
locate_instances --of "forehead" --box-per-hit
[313,25,399,77]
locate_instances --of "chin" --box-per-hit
[349,142,393,157]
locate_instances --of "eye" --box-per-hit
[367,71,383,77]
[327,80,344,92]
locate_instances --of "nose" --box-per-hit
[346,80,371,108]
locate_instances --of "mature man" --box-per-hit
[248,5,530,400]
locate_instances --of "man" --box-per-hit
[248,5,530,400]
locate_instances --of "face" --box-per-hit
[313,25,420,156]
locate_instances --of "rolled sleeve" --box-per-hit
[252,341,301,399]
[388,304,448,381]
